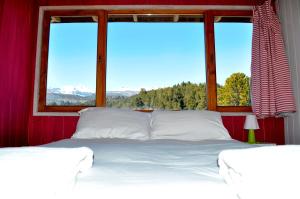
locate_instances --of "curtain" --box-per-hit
[251,0,296,118]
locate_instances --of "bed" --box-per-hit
[45,138,254,199]
[2,108,296,199]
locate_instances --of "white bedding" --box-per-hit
[0,146,93,199]
[45,139,254,199]
[219,145,300,199]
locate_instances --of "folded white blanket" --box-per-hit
[218,145,300,199]
[0,146,93,199]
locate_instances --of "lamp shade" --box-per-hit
[244,114,259,130]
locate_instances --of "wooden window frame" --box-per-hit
[38,9,252,113]
[207,10,253,112]
[38,10,107,112]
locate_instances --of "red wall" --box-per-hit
[0,0,38,147]
[0,0,285,147]
[28,116,284,146]
[38,0,253,6]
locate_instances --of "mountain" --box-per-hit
[47,88,95,97]
[46,88,138,106]
[106,91,138,97]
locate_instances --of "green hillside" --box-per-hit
[107,72,251,110]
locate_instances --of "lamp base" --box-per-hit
[248,129,256,144]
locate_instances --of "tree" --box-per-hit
[218,73,250,106]
[135,97,144,108]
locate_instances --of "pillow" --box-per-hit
[72,108,151,140]
[150,110,231,141]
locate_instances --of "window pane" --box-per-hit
[46,18,98,106]
[214,20,252,106]
[106,16,206,110]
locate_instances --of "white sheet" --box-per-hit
[45,139,254,199]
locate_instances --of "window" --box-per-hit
[38,10,107,112]
[214,16,252,108]
[106,15,206,110]
[38,10,252,112]
[46,17,98,106]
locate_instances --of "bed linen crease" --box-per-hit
[45,138,255,199]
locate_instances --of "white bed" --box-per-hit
[45,138,255,199]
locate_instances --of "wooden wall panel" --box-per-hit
[28,116,79,146]
[0,0,39,147]
[38,0,253,6]
[28,116,284,146]
[222,116,285,144]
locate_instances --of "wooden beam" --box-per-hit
[133,14,138,22]
[204,11,217,111]
[217,106,252,112]
[96,10,107,107]
[173,15,179,22]
[108,10,205,15]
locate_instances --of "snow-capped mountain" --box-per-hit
[46,88,138,106]
[47,88,138,97]
[106,91,138,97]
[47,87,95,97]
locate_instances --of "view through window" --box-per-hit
[106,15,207,110]
[46,16,98,106]
[214,17,253,107]
[40,11,253,112]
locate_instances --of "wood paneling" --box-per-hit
[278,0,300,144]
[108,10,205,15]
[222,116,284,144]
[0,0,39,147]
[28,115,285,145]
[28,116,79,146]
[37,0,254,6]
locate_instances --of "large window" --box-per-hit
[106,15,206,110]
[38,10,252,112]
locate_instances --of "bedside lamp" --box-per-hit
[244,114,259,144]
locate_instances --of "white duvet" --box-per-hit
[218,145,300,199]
[45,139,254,199]
[0,146,93,199]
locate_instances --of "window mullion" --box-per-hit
[204,11,217,111]
[96,10,108,107]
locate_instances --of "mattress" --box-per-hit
[45,139,254,199]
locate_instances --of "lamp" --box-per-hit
[244,114,259,144]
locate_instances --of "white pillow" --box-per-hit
[72,108,151,140]
[150,110,231,141]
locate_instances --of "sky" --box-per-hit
[47,21,252,93]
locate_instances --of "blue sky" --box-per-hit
[47,22,252,93]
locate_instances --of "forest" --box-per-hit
[106,72,251,110]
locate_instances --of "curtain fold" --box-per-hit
[251,0,296,118]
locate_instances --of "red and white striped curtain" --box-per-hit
[251,0,296,118]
